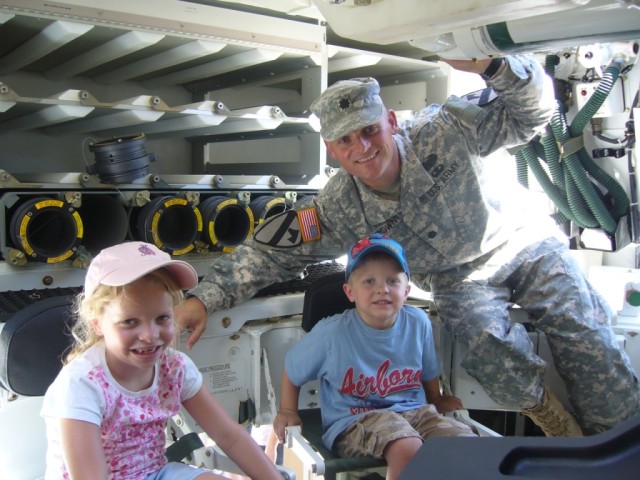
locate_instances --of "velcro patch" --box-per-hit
[253,208,322,248]
[297,208,321,242]
[461,87,497,106]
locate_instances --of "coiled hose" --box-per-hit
[516,141,573,223]
[518,54,630,234]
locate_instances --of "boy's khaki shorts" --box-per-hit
[333,404,477,459]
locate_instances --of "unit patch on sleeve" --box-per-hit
[253,208,322,248]
[461,87,498,106]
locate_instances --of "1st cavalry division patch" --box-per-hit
[253,208,321,248]
[461,86,497,106]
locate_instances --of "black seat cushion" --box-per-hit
[301,271,353,333]
[0,295,75,396]
[298,409,386,475]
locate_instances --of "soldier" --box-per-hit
[176,55,640,436]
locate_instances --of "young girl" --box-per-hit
[41,241,282,480]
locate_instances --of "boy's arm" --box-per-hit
[273,368,302,442]
[422,378,465,414]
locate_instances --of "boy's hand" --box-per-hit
[273,410,302,443]
[432,394,465,414]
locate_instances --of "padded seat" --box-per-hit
[0,295,75,396]
[301,271,354,334]
[298,408,386,478]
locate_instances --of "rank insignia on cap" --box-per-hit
[461,87,497,106]
[253,208,322,248]
[339,97,351,110]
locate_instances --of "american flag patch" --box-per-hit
[297,208,321,242]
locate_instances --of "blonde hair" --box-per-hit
[65,269,184,363]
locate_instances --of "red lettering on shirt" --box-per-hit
[350,406,376,415]
[340,359,422,398]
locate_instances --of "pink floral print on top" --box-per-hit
[70,350,187,479]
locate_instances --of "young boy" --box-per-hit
[273,234,477,480]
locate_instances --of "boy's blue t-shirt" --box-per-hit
[285,304,439,450]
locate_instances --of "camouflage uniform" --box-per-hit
[190,55,640,434]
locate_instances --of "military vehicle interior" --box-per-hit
[1,1,639,478]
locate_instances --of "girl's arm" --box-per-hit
[183,386,281,480]
[59,418,108,479]
[264,428,279,463]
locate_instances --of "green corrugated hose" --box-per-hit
[516,55,629,234]
[516,143,573,224]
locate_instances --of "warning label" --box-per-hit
[200,362,243,395]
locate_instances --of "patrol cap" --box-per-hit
[310,77,384,141]
[345,233,410,281]
[84,241,198,297]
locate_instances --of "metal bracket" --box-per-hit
[285,425,325,475]
[262,347,278,419]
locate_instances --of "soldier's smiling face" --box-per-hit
[325,109,400,190]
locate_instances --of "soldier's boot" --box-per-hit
[521,387,583,437]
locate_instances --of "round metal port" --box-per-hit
[9,197,83,263]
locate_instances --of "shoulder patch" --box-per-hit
[297,207,321,242]
[253,208,321,248]
[461,87,497,106]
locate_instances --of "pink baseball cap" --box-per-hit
[84,241,198,297]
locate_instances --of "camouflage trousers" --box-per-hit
[428,236,640,434]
